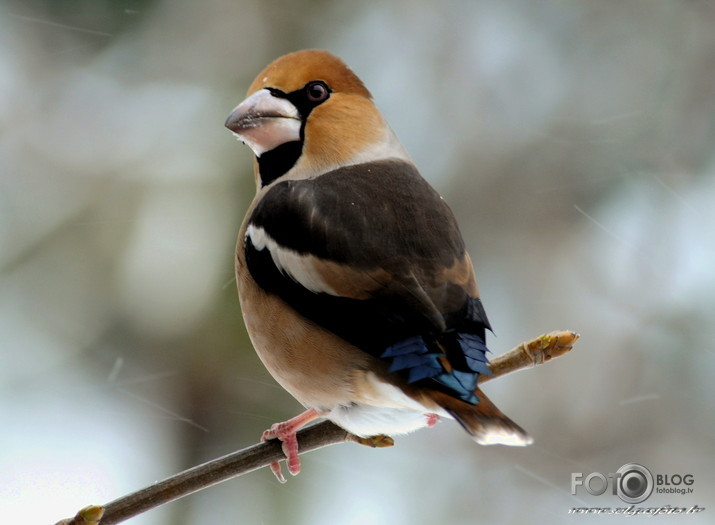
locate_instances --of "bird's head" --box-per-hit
[225,49,409,187]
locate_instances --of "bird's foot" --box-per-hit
[350,434,395,448]
[261,408,321,483]
[425,413,441,427]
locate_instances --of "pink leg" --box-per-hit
[261,408,321,483]
[425,413,441,427]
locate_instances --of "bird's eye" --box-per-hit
[305,81,330,103]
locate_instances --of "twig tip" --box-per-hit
[55,505,105,525]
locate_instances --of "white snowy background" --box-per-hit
[1,1,713,523]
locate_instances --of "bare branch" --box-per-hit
[55,330,579,525]
[481,330,579,383]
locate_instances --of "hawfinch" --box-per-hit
[225,50,531,482]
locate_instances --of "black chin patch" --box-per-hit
[257,140,303,186]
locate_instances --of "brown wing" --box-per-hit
[245,158,491,401]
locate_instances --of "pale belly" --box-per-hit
[326,403,451,437]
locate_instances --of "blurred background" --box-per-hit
[1,0,714,523]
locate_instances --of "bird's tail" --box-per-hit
[431,388,533,446]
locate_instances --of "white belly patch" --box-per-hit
[326,404,436,437]
[322,371,451,437]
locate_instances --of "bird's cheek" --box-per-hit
[233,117,301,157]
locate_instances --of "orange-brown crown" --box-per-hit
[239,50,407,179]
[247,49,372,99]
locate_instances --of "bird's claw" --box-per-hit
[262,423,301,483]
[260,409,321,483]
[425,413,441,427]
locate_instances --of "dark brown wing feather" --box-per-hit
[245,158,492,401]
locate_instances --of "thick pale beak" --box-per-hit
[225,89,301,157]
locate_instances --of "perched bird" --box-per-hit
[225,50,531,482]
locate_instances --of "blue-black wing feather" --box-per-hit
[245,159,493,404]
